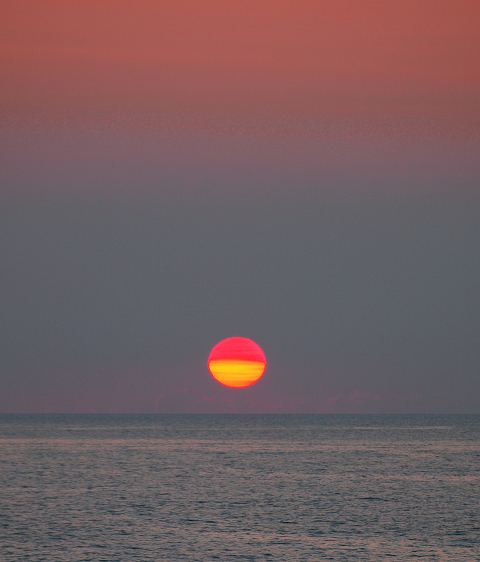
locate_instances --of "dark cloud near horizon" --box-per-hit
[1,179,479,413]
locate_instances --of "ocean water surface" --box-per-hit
[1,414,479,561]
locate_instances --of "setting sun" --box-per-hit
[208,337,266,388]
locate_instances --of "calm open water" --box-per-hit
[1,414,479,561]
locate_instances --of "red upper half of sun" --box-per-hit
[208,337,266,388]
[208,337,266,363]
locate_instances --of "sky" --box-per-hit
[1,0,479,414]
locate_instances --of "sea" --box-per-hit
[1,414,479,561]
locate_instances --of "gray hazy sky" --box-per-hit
[1,124,479,413]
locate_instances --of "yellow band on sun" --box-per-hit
[208,359,266,388]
